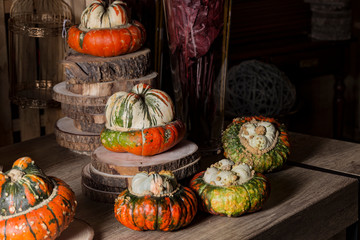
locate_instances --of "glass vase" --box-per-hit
[162,0,232,153]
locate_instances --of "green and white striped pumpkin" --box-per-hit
[79,0,128,30]
[105,83,175,131]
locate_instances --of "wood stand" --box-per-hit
[81,140,200,203]
[53,48,157,154]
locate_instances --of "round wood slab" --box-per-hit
[82,163,125,192]
[63,48,151,84]
[55,117,101,152]
[62,107,106,124]
[74,120,104,133]
[91,140,199,175]
[66,72,158,96]
[88,157,200,188]
[58,218,94,240]
[82,182,121,203]
[61,104,105,115]
[53,82,108,106]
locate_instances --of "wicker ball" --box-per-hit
[226,60,296,118]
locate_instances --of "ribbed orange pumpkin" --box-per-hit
[0,157,77,239]
[114,171,197,231]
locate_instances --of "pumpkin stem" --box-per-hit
[7,169,25,182]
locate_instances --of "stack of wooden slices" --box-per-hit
[52,0,156,155]
[81,83,200,203]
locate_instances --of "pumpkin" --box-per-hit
[114,171,197,231]
[101,83,186,155]
[67,0,146,57]
[222,116,290,173]
[190,159,270,217]
[0,157,77,239]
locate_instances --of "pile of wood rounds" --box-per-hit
[53,48,157,155]
[82,140,200,203]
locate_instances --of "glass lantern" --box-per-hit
[8,0,72,108]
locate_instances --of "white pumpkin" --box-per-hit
[79,0,128,30]
[130,171,177,196]
[105,83,175,131]
[239,120,279,153]
[203,159,254,186]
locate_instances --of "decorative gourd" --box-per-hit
[101,83,186,155]
[0,157,77,239]
[190,159,270,217]
[222,116,290,173]
[67,0,146,57]
[114,170,197,231]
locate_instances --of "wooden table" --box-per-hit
[0,134,358,240]
[289,132,360,178]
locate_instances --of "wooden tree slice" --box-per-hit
[92,140,199,175]
[82,182,121,203]
[74,120,104,133]
[63,48,151,84]
[82,163,125,192]
[61,103,105,115]
[89,164,130,188]
[66,72,158,96]
[58,218,94,240]
[55,117,101,152]
[53,82,108,106]
[89,157,200,188]
[62,106,106,124]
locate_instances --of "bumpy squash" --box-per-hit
[114,171,197,231]
[101,83,186,155]
[190,159,270,217]
[222,116,290,173]
[0,157,77,239]
[67,0,146,57]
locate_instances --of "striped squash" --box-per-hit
[114,171,197,231]
[0,157,77,239]
[222,116,290,173]
[190,160,270,217]
[101,83,185,156]
[67,0,146,57]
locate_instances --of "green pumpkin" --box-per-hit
[190,159,270,217]
[222,116,290,173]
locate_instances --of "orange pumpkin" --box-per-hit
[67,0,146,57]
[114,171,197,231]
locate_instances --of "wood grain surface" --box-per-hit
[53,82,109,106]
[289,132,360,177]
[66,72,158,96]
[63,48,151,84]
[0,134,357,240]
[92,140,199,175]
[55,117,101,152]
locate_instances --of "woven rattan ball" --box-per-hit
[226,60,296,118]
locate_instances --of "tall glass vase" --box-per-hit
[163,0,232,153]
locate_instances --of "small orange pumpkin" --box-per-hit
[114,171,197,231]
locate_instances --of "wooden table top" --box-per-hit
[0,134,358,240]
[289,132,360,178]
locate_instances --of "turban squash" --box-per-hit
[67,0,146,57]
[222,116,290,173]
[114,171,197,231]
[101,83,186,156]
[0,157,76,239]
[190,159,270,217]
